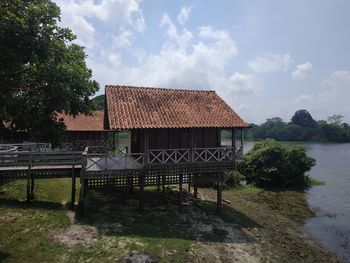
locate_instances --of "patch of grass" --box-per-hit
[228,185,262,194]
[0,178,79,203]
[224,186,314,223]
[306,176,325,187]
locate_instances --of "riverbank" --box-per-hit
[0,179,341,262]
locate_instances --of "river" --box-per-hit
[244,142,350,262]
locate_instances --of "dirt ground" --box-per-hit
[51,187,341,263]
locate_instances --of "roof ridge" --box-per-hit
[105,85,215,93]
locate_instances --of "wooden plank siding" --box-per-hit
[131,128,220,153]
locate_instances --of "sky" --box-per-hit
[54,0,350,124]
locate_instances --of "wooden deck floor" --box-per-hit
[0,164,82,171]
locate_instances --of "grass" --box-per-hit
[0,179,340,263]
[306,176,325,186]
[0,180,196,262]
[225,185,314,223]
[0,179,72,263]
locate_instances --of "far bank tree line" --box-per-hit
[247,110,350,142]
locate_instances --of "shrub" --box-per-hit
[238,139,316,188]
[223,170,245,188]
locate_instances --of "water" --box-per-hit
[303,143,350,262]
[244,142,350,261]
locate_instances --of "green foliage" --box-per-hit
[250,109,350,142]
[291,109,317,128]
[91,94,105,110]
[223,170,245,188]
[0,0,99,146]
[238,140,316,188]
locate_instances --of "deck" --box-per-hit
[0,142,244,212]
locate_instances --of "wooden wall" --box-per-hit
[130,128,220,153]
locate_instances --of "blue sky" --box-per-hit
[54,0,350,124]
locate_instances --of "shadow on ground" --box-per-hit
[75,188,262,244]
[0,198,64,211]
[0,251,10,263]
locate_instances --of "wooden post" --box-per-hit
[157,174,161,191]
[144,129,149,165]
[128,177,134,193]
[112,131,116,147]
[30,177,35,200]
[232,128,236,150]
[189,128,194,163]
[138,173,145,211]
[193,173,198,199]
[240,128,244,157]
[26,154,32,201]
[71,163,76,207]
[187,173,191,194]
[217,180,222,215]
[232,128,236,168]
[179,173,183,206]
[162,174,165,192]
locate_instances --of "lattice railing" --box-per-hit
[192,147,235,163]
[234,145,244,160]
[84,152,144,171]
[149,149,190,165]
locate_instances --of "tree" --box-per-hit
[0,0,99,146]
[327,114,344,125]
[238,140,316,188]
[92,95,105,110]
[291,110,317,128]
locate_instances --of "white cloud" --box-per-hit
[318,70,350,103]
[113,29,132,48]
[177,6,191,25]
[89,14,247,99]
[224,72,263,96]
[248,53,292,74]
[54,0,145,48]
[160,14,192,49]
[292,62,313,80]
[321,70,350,87]
[292,94,314,104]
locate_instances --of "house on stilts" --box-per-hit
[79,85,250,211]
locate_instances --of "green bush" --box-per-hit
[238,139,316,188]
[223,170,245,188]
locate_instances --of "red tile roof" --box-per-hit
[58,111,105,131]
[105,85,249,129]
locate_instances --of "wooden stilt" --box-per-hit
[128,177,134,193]
[30,177,35,200]
[157,174,161,191]
[71,165,76,207]
[162,174,165,192]
[26,156,32,202]
[26,174,31,202]
[193,173,198,199]
[179,174,183,206]
[78,179,85,216]
[187,173,191,194]
[138,173,145,211]
[82,178,87,198]
[217,180,222,215]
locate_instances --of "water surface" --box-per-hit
[304,143,350,262]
